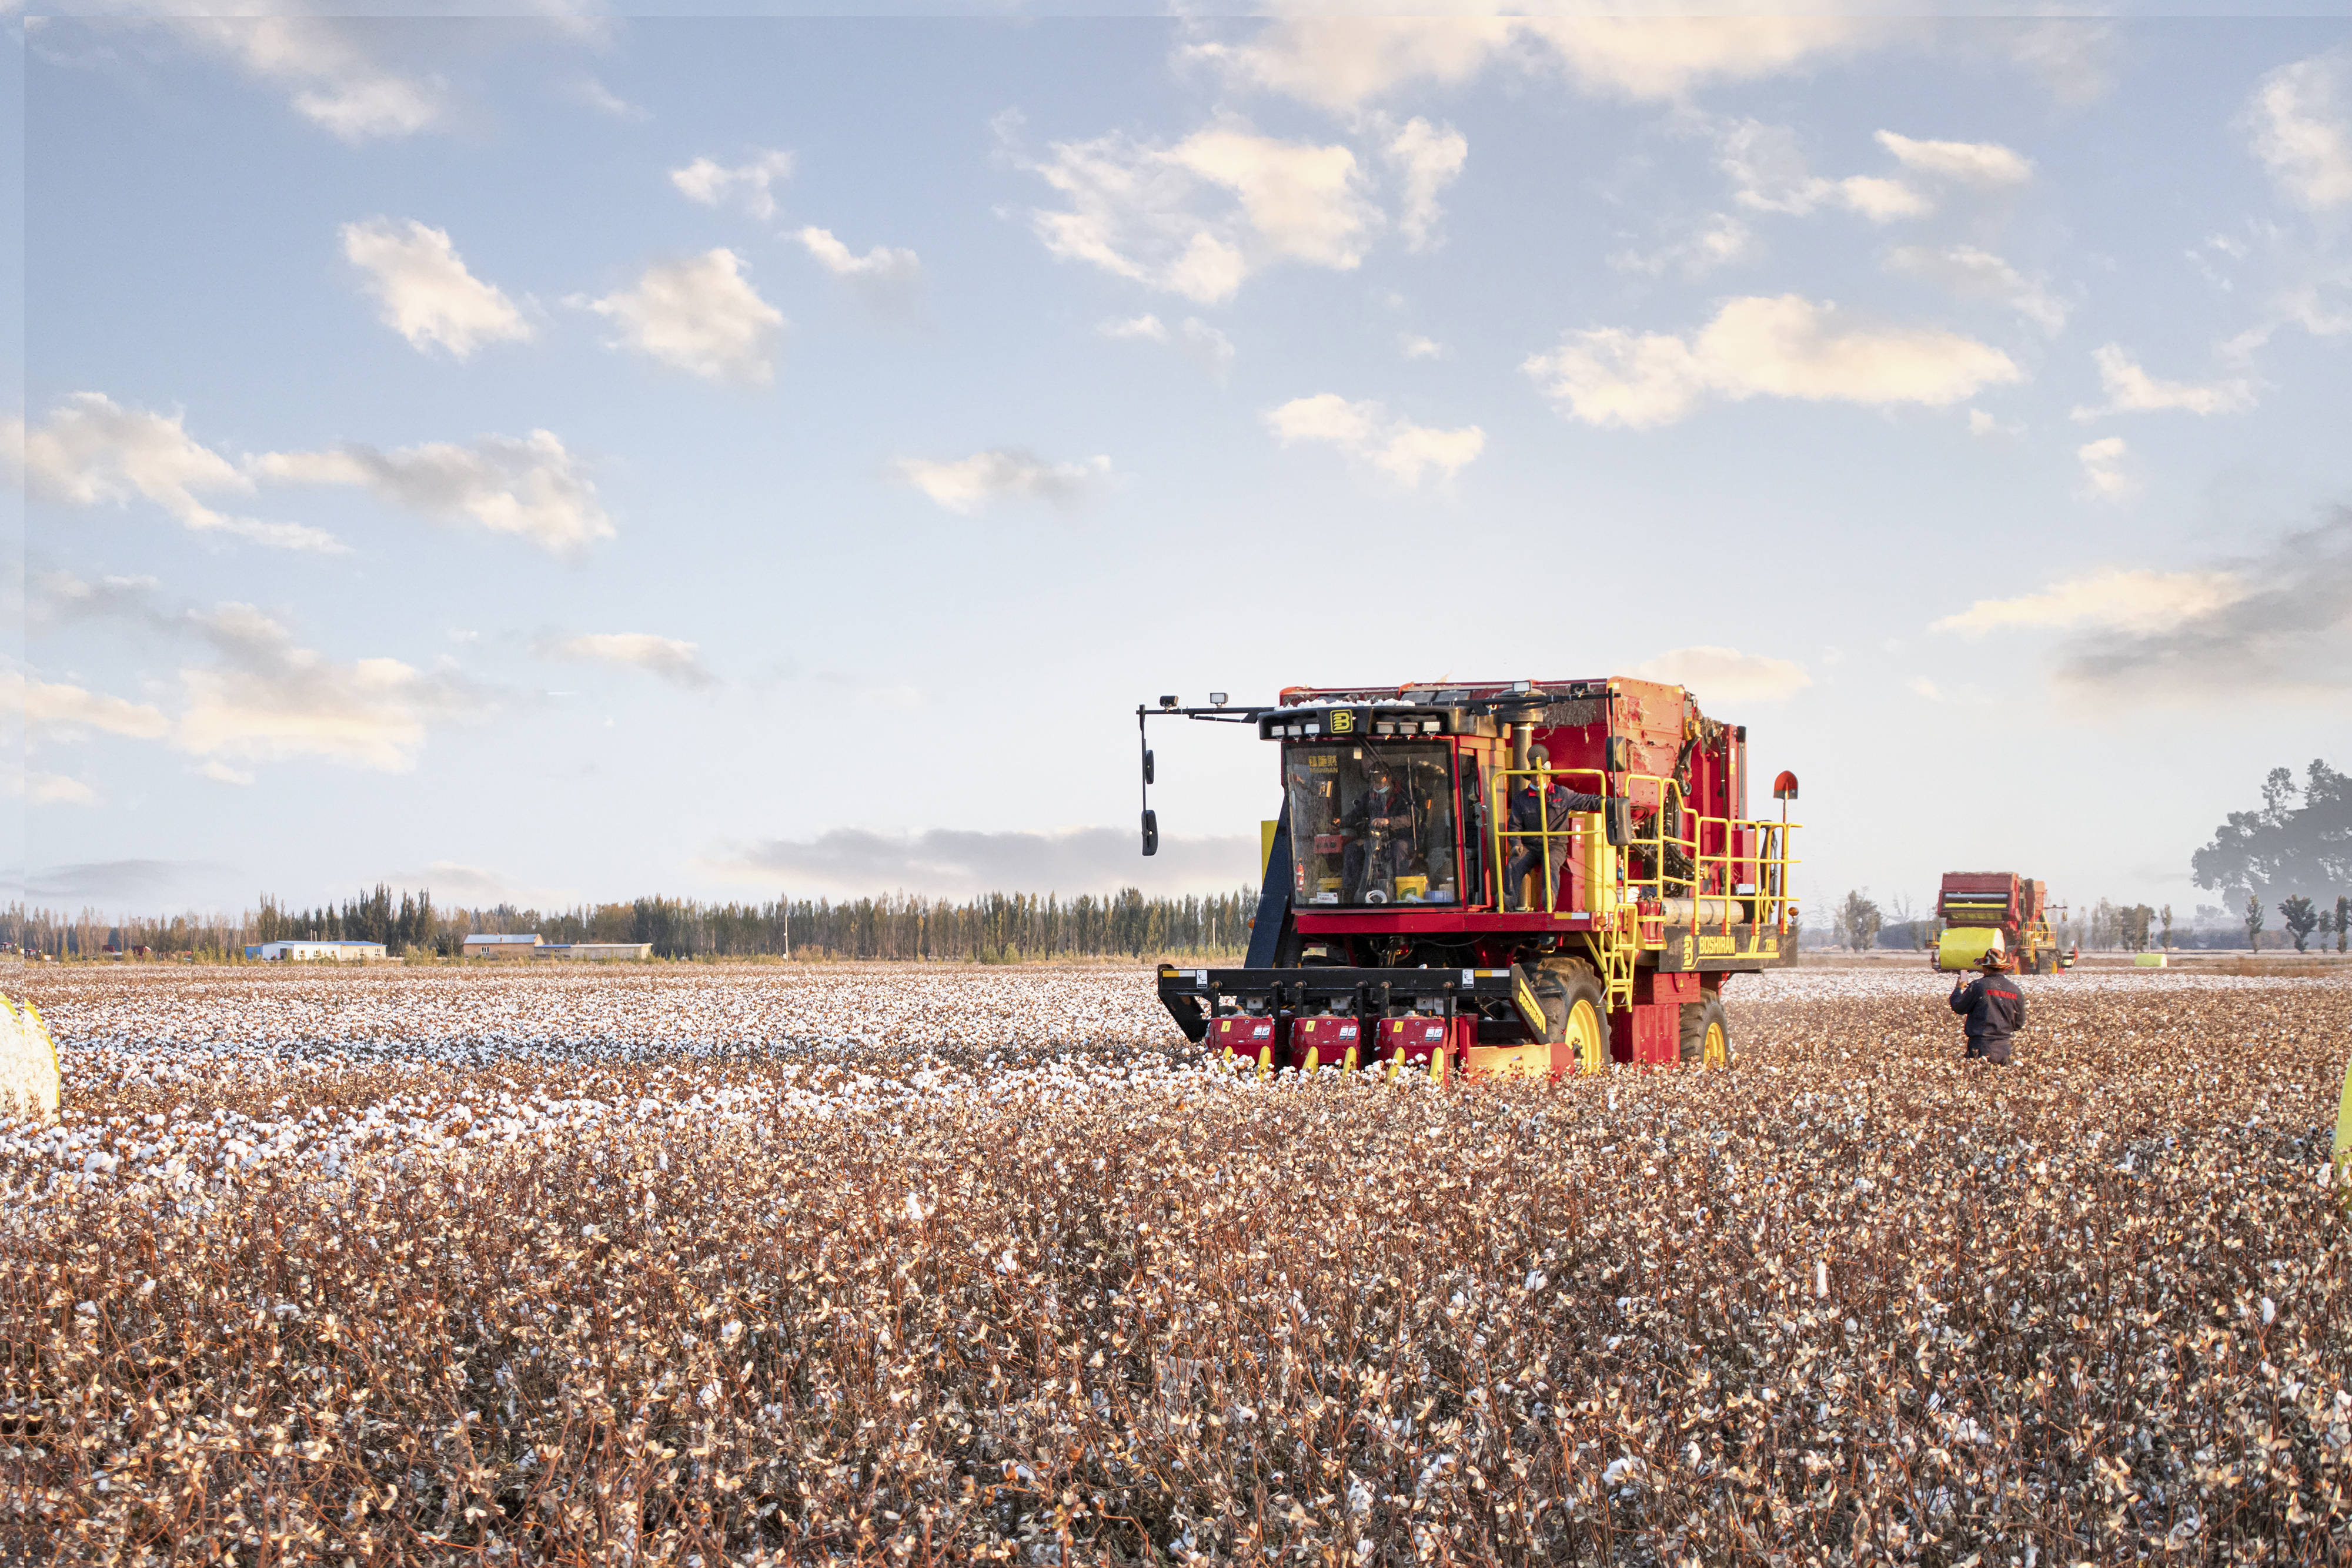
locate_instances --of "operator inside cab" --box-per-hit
[1340,767,1425,902]
[1504,745,1605,912]
[1284,740,1457,906]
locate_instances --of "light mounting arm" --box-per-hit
[1136,696,1277,855]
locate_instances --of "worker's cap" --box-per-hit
[1976,948,2008,969]
[1527,744,1551,764]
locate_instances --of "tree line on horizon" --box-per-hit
[5,886,1259,963]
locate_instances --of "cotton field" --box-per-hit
[10,963,2352,1566]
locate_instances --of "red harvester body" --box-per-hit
[1140,676,1803,1078]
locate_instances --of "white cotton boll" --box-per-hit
[1815,1261,1829,1299]
[2262,1298,2277,1325]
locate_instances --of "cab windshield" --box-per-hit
[1285,743,1458,906]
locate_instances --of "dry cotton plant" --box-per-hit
[7,964,2351,1566]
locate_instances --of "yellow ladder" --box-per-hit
[1596,916,1636,1012]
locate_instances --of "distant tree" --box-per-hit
[2120,904,2154,951]
[2245,892,2266,952]
[1838,889,1882,952]
[2194,760,2351,905]
[2338,894,2350,955]
[2159,904,2174,951]
[2278,895,2321,953]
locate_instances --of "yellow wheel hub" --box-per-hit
[1568,998,1608,1075]
[1703,1019,1728,1069]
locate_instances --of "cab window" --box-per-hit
[1284,743,1458,906]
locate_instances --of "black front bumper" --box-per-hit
[1154,963,1538,1043]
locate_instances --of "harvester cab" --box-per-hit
[1135,678,1803,1081]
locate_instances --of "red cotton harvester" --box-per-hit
[1933,872,2070,974]
[1134,677,1802,1079]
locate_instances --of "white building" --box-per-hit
[462,933,543,959]
[536,942,655,961]
[245,940,389,962]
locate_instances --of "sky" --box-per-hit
[7,6,2351,926]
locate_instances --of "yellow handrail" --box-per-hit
[1488,764,1802,960]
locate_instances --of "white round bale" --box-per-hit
[1,996,62,1123]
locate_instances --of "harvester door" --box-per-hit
[1459,751,1489,909]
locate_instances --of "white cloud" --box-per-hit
[537,632,714,688]
[1874,131,2033,188]
[1382,116,1468,251]
[2245,50,2352,210]
[380,861,560,905]
[28,772,101,807]
[1188,15,1873,111]
[1906,677,1944,702]
[173,604,484,773]
[796,226,923,311]
[2044,511,2352,702]
[9,583,490,776]
[711,824,1255,899]
[1177,317,1235,375]
[253,431,613,556]
[564,75,646,121]
[1719,121,1929,223]
[1026,119,1377,303]
[893,450,1113,514]
[1966,407,2021,439]
[15,393,342,552]
[1935,567,2246,636]
[2071,345,2256,419]
[1525,295,2021,430]
[1887,245,2067,332]
[668,149,795,220]
[2076,437,2134,500]
[589,250,786,385]
[198,761,255,786]
[172,16,447,141]
[5,765,102,807]
[1629,646,1811,702]
[1609,213,1753,279]
[1265,394,1484,487]
[798,226,920,283]
[339,218,530,358]
[1100,313,1234,375]
[1100,314,1169,342]
[1999,21,2118,107]
[4,671,171,741]
[1400,334,1444,360]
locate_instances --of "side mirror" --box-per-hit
[1605,799,1633,847]
[1604,736,1632,772]
[1143,748,1155,785]
[1141,809,1159,857]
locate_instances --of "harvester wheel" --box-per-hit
[1679,994,1731,1069]
[1537,957,1609,1075]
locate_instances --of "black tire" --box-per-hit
[1678,993,1732,1069]
[1537,956,1609,1072]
